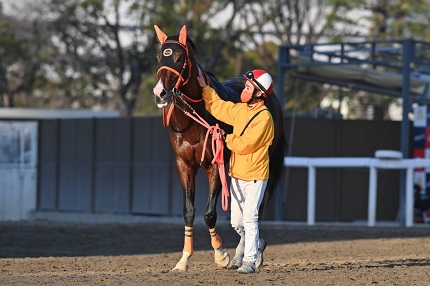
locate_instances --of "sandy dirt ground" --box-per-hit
[1,218,430,286]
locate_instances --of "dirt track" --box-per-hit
[1,218,430,285]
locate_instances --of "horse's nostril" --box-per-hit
[153,88,170,108]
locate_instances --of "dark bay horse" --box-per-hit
[152,25,286,272]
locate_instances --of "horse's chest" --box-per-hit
[170,132,208,163]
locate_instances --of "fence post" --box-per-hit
[307,166,316,225]
[405,167,414,227]
[368,165,377,227]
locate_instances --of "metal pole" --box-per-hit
[398,39,413,226]
[276,46,287,109]
[368,166,377,227]
[405,167,414,227]
[274,46,288,221]
[307,166,316,225]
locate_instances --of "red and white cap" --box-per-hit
[244,69,273,98]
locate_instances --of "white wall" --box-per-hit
[0,122,38,221]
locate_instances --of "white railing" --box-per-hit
[284,151,430,227]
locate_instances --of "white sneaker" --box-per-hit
[237,261,256,274]
[226,257,242,269]
[255,238,267,269]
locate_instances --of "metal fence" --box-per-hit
[36,117,406,222]
[37,117,224,218]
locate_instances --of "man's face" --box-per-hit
[240,80,261,103]
[244,80,255,93]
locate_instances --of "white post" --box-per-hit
[308,166,316,225]
[405,167,414,227]
[368,166,377,227]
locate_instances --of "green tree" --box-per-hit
[44,0,154,115]
[0,1,53,108]
[369,0,430,41]
[44,0,243,116]
[6,0,415,119]
[228,0,367,115]
[0,11,22,107]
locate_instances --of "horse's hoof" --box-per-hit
[214,249,230,268]
[171,264,188,272]
[216,254,230,268]
[172,251,190,272]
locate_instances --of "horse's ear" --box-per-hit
[154,25,168,44]
[178,25,187,46]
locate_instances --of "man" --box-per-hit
[197,67,274,274]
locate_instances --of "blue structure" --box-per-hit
[276,39,430,225]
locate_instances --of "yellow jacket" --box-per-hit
[202,86,274,180]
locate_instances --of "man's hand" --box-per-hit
[197,66,207,88]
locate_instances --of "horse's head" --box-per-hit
[153,25,195,108]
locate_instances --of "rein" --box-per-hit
[168,90,230,211]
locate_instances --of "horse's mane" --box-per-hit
[187,38,198,55]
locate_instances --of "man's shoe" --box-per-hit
[255,238,267,269]
[237,261,256,274]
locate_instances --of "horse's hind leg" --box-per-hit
[204,166,230,268]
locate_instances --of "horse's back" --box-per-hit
[208,74,243,103]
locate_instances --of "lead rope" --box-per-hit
[174,91,230,211]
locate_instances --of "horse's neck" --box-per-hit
[182,78,202,99]
[179,82,205,112]
[170,83,205,131]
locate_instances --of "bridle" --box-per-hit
[157,38,205,127]
[157,38,200,100]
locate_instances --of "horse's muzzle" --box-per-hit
[153,80,170,108]
[153,90,169,108]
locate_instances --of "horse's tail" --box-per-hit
[259,119,287,220]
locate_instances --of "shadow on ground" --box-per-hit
[1,216,430,259]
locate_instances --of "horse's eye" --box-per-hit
[174,51,184,66]
[156,52,162,62]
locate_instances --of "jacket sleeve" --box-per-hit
[202,86,237,125]
[225,111,274,155]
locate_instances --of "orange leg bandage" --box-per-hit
[183,226,194,256]
[209,227,222,249]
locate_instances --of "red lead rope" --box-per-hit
[207,124,229,211]
[183,110,230,211]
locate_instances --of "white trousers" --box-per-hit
[230,178,267,264]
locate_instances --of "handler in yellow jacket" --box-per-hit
[197,67,274,274]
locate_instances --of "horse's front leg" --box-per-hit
[205,164,230,268]
[172,163,197,272]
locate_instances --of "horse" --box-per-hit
[152,25,286,272]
